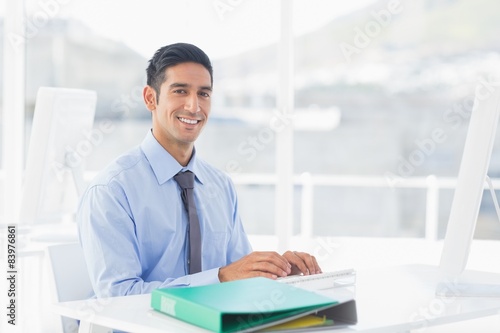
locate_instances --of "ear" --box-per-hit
[143,85,157,111]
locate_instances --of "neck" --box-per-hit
[171,145,193,167]
[163,143,193,167]
[150,130,194,166]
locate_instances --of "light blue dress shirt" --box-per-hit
[77,130,253,297]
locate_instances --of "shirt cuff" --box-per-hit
[158,268,221,289]
[189,267,221,286]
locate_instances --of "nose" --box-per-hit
[185,94,201,113]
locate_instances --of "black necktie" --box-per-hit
[173,171,202,274]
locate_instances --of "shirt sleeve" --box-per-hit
[77,182,219,297]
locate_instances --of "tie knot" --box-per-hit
[174,171,195,189]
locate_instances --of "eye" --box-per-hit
[199,91,210,98]
[173,89,187,94]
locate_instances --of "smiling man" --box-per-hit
[77,43,321,297]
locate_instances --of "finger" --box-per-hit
[310,255,322,274]
[302,253,321,274]
[286,251,322,275]
[219,256,284,282]
[283,251,310,275]
[248,263,283,278]
[293,251,311,275]
[247,270,282,280]
[253,252,291,274]
[251,252,291,277]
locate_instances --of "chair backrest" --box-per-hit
[47,242,93,333]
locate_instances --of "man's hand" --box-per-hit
[218,251,291,282]
[282,251,321,276]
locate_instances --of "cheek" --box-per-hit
[202,101,211,114]
[157,101,176,117]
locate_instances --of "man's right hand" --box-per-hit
[218,251,292,282]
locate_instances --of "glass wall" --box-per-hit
[21,0,281,234]
[5,0,500,239]
[292,0,500,239]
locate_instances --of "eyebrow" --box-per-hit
[169,82,212,91]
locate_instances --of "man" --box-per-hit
[77,43,321,298]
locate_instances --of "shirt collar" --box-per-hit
[141,130,205,185]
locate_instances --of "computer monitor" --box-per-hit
[19,87,97,225]
[438,81,500,295]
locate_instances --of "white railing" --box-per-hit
[3,170,499,241]
[229,173,500,241]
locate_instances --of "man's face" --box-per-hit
[145,62,212,150]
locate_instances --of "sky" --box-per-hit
[13,0,376,60]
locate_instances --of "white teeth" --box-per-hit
[179,117,198,125]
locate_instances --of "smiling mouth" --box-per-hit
[178,117,200,125]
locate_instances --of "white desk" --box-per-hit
[51,264,500,333]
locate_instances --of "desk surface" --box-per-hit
[52,264,500,333]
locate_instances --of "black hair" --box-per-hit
[146,43,213,101]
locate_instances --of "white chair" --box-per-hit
[46,242,110,333]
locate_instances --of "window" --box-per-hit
[3,0,500,240]
[292,0,500,239]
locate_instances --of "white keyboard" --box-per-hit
[277,268,356,291]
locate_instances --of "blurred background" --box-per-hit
[3,1,500,332]
[2,0,500,241]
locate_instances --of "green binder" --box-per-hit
[151,277,357,333]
